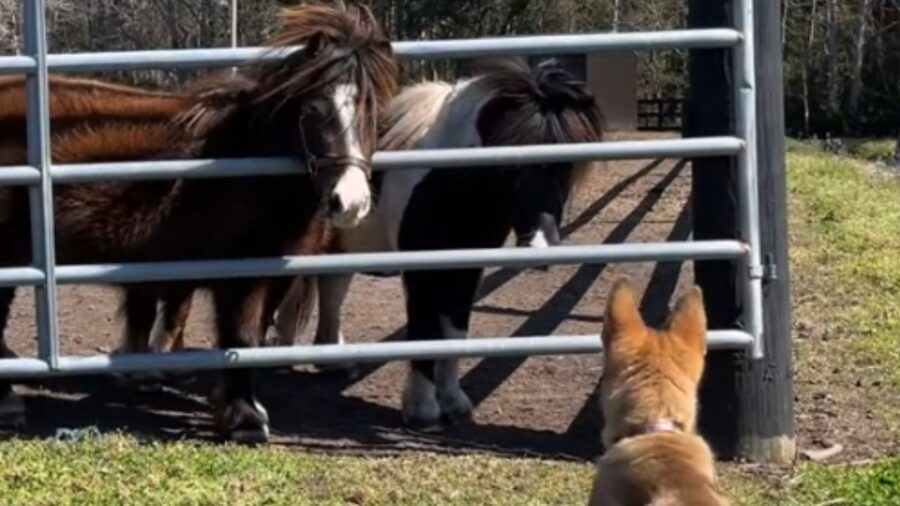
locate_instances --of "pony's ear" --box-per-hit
[602,278,646,350]
[666,286,707,355]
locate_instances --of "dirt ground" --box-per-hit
[5,131,878,468]
[1,131,693,460]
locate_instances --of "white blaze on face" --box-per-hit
[329,83,371,228]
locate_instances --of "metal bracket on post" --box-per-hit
[763,253,778,281]
[24,0,60,369]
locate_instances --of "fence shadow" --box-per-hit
[333,158,665,391]
[6,367,595,460]
[1,158,689,463]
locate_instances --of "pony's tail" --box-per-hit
[378,81,454,151]
[291,276,318,342]
[267,276,318,347]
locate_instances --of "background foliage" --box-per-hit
[0,0,897,138]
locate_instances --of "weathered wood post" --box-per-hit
[687,0,796,463]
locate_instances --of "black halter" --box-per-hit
[296,111,372,180]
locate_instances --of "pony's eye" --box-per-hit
[307,101,328,117]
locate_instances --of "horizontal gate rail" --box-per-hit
[0,330,754,378]
[0,166,42,186]
[0,28,740,75]
[0,241,748,287]
[42,137,744,184]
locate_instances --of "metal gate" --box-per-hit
[0,0,764,379]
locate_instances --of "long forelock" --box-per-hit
[255,3,397,114]
[176,3,397,154]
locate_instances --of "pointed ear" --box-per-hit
[666,286,707,354]
[602,278,646,350]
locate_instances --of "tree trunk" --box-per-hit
[613,0,622,32]
[894,131,900,167]
[824,0,840,121]
[847,0,872,119]
[803,0,818,136]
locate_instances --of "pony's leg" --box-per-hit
[401,268,481,431]
[113,286,167,386]
[146,286,195,384]
[0,286,25,428]
[116,286,156,354]
[212,277,292,444]
[312,274,356,373]
[148,286,193,353]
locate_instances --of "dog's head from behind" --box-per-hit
[599,278,708,449]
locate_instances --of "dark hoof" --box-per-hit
[217,399,270,445]
[441,407,474,427]
[403,414,445,433]
[0,390,26,429]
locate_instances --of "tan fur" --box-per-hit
[587,278,729,506]
[377,81,454,152]
[0,75,186,123]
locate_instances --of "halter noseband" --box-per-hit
[308,155,372,176]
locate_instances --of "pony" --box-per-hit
[286,60,602,431]
[127,59,601,432]
[0,3,398,443]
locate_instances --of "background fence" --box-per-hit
[0,0,764,380]
[638,97,684,131]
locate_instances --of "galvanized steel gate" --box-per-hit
[0,0,764,379]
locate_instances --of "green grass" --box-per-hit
[2,144,900,505]
[0,433,895,505]
[788,137,897,162]
[779,460,900,506]
[787,148,900,383]
[843,138,897,162]
[0,435,596,506]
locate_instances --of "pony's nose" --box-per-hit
[328,194,345,216]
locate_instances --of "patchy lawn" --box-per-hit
[0,435,598,506]
[1,143,899,505]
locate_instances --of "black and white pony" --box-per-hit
[269,60,603,430]
[137,60,601,431]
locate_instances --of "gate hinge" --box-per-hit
[763,253,778,281]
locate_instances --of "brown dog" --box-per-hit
[587,278,729,506]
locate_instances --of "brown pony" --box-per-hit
[0,3,397,443]
[135,59,604,432]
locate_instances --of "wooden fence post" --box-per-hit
[687,0,796,463]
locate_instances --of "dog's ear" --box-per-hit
[666,286,707,355]
[603,278,647,351]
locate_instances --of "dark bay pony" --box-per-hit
[0,3,397,442]
[275,59,603,430]
[128,60,600,432]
